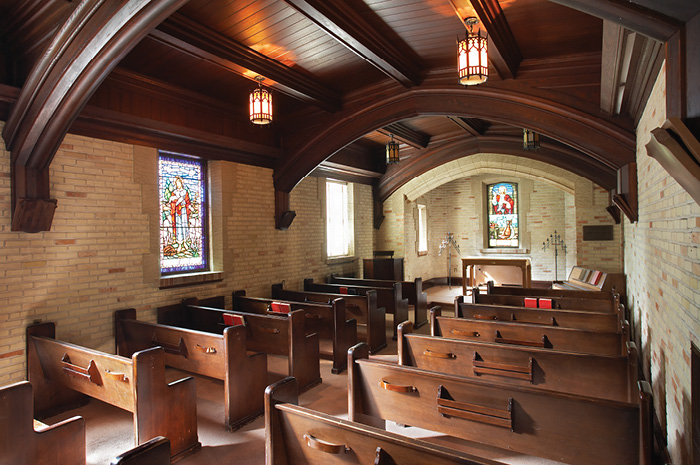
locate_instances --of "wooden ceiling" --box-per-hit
[0,0,696,231]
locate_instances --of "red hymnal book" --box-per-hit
[524,298,538,308]
[223,313,244,326]
[271,302,292,313]
[538,298,552,309]
[339,287,348,294]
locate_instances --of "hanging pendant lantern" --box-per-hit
[250,76,273,125]
[386,134,400,164]
[458,17,488,86]
[523,128,540,150]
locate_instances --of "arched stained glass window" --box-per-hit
[159,152,208,274]
[487,182,519,248]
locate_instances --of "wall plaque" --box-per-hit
[582,225,614,241]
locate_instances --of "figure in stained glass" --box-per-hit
[159,153,207,274]
[487,182,519,248]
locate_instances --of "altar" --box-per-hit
[462,257,532,295]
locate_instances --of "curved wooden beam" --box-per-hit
[274,82,635,193]
[376,135,618,202]
[3,0,188,232]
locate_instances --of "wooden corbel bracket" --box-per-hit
[612,163,638,223]
[275,189,296,230]
[646,118,700,207]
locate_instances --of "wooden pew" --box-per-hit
[110,437,170,465]
[303,278,407,341]
[398,321,639,403]
[474,287,618,313]
[115,308,268,430]
[157,299,322,392]
[265,376,502,465]
[271,283,387,354]
[455,295,620,332]
[1,380,86,465]
[431,308,629,356]
[329,274,429,328]
[349,343,653,465]
[487,280,617,300]
[232,290,356,374]
[26,322,200,461]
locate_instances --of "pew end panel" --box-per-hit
[288,309,322,392]
[348,342,385,430]
[429,306,443,336]
[265,376,300,465]
[27,322,90,418]
[132,347,201,459]
[1,381,86,465]
[223,324,269,430]
[110,436,171,465]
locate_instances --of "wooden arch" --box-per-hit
[376,135,618,202]
[3,0,188,233]
[274,83,636,194]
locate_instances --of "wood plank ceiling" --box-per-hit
[0,0,693,231]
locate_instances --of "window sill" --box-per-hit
[417,251,428,256]
[479,248,530,255]
[159,271,225,289]
[326,256,356,265]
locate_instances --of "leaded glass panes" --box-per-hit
[159,153,208,274]
[487,182,519,248]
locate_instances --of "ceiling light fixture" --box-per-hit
[523,128,540,150]
[250,76,272,125]
[458,17,488,86]
[386,134,400,164]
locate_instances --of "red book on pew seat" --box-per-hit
[524,298,538,308]
[271,302,292,313]
[223,313,245,326]
[538,298,552,309]
[339,287,348,294]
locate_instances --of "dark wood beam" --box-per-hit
[151,13,341,113]
[275,80,635,193]
[2,0,189,232]
[449,0,522,79]
[377,123,430,149]
[447,116,488,136]
[376,135,618,202]
[548,0,682,42]
[283,0,422,87]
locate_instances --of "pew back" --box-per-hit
[455,298,620,332]
[398,321,638,403]
[26,322,200,460]
[271,284,387,354]
[349,343,652,465]
[486,281,615,300]
[115,309,267,430]
[329,274,428,327]
[232,291,356,374]
[474,290,616,312]
[432,313,628,356]
[265,377,502,465]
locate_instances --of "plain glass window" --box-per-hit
[326,179,353,257]
[417,204,427,253]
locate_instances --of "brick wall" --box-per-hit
[0,125,373,385]
[625,65,700,465]
[376,159,621,282]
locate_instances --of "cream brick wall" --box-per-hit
[376,158,622,282]
[0,125,373,385]
[625,64,700,465]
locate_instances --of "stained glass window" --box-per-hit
[487,182,519,248]
[159,152,208,274]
